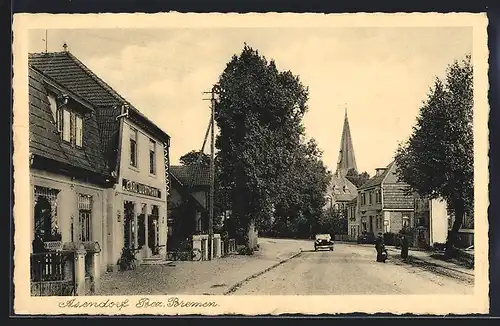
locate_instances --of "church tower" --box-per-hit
[336,106,358,177]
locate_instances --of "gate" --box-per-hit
[30,251,75,296]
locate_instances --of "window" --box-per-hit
[130,128,138,167]
[124,201,135,249]
[78,194,92,242]
[376,189,382,203]
[402,216,410,228]
[369,191,373,205]
[195,212,202,233]
[33,186,60,243]
[62,109,71,142]
[61,107,83,148]
[75,115,83,147]
[47,93,58,123]
[149,139,156,175]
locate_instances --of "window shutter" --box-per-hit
[70,112,76,145]
[63,109,71,142]
[75,115,83,147]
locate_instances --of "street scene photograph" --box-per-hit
[21,17,483,304]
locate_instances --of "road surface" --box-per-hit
[231,242,474,295]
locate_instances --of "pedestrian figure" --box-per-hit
[375,233,387,262]
[401,234,409,260]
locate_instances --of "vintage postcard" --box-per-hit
[12,12,489,315]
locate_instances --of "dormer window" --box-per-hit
[47,91,84,148]
[61,107,83,148]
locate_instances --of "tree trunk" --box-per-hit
[446,200,464,256]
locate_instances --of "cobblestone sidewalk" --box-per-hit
[95,238,306,296]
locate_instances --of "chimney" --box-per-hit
[375,168,387,177]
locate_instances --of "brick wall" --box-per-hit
[389,211,414,233]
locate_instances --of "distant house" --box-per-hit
[346,197,359,241]
[357,161,415,236]
[168,165,210,247]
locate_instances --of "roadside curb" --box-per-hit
[223,249,303,295]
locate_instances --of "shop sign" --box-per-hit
[122,179,162,198]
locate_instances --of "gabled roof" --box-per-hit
[358,161,395,190]
[170,165,210,188]
[28,52,170,143]
[28,66,109,177]
[327,172,358,202]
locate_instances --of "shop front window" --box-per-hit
[34,186,60,243]
[124,201,135,249]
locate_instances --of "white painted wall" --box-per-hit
[430,198,449,244]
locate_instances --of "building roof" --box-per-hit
[170,165,210,188]
[327,172,358,203]
[335,109,358,177]
[29,51,171,173]
[28,66,109,177]
[28,52,170,142]
[358,161,395,190]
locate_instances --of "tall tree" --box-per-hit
[214,45,310,248]
[394,55,473,252]
[346,168,371,188]
[272,139,332,239]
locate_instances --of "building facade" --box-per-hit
[167,165,210,249]
[29,64,112,275]
[106,112,170,267]
[357,161,415,236]
[29,50,171,272]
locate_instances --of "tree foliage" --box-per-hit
[214,45,330,246]
[345,168,371,188]
[179,150,210,167]
[394,55,473,250]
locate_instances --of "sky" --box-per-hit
[28,27,472,176]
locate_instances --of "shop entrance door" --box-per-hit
[148,205,160,256]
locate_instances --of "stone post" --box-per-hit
[90,242,101,293]
[74,244,87,296]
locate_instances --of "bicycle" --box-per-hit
[166,241,202,261]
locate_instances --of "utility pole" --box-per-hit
[203,85,220,260]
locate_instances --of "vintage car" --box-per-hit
[314,234,334,251]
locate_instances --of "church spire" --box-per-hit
[336,105,358,177]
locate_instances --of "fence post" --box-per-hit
[74,244,87,296]
[91,251,101,293]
